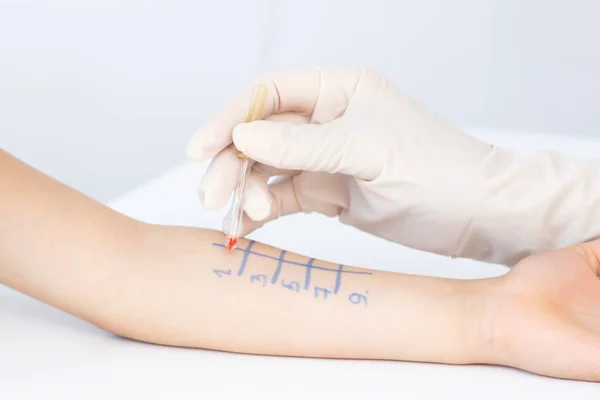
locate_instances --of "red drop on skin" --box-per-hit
[226,237,238,250]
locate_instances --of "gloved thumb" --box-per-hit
[232,120,381,180]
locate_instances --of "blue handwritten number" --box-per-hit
[250,274,268,287]
[348,292,368,307]
[314,286,332,300]
[281,280,300,292]
[213,269,232,278]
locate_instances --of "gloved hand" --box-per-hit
[187,67,600,265]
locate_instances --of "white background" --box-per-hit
[2,0,599,201]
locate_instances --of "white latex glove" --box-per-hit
[187,67,600,265]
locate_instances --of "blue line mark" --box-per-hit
[213,269,232,278]
[237,240,256,276]
[333,264,344,294]
[270,250,286,284]
[304,258,315,291]
[212,243,372,276]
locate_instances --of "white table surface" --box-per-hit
[2,130,600,399]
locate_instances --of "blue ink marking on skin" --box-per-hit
[304,258,315,291]
[250,274,268,287]
[349,292,368,307]
[212,243,372,276]
[281,280,300,292]
[211,243,372,303]
[237,240,256,276]
[314,286,332,300]
[333,264,344,294]
[270,250,286,284]
[213,269,232,278]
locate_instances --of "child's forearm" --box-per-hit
[0,150,492,364]
[0,150,142,316]
[108,226,491,364]
[4,223,491,364]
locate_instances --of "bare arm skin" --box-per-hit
[0,150,484,363]
[1,150,599,381]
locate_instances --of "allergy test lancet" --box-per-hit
[226,84,269,250]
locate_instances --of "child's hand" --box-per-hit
[483,241,600,381]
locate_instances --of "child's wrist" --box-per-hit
[457,277,506,364]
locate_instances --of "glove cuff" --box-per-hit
[456,147,600,265]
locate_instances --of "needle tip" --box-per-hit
[225,237,238,250]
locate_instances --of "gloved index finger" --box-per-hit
[186,68,322,162]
